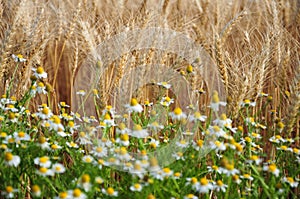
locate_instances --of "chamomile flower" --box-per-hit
[130,183,143,192]
[76,90,86,96]
[149,138,160,149]
[176,139,189,148]
[102,187,118,197]
[32,66,47,79]
[36,104,53,120]
[189,111,207,122]
[210,140,226,152]
[282,177,299,188]
[115,133,130,146]
[12,54,26,62]
[184,194,198,199]
[36,82,47,94]
[129,161,146,178]
[52,163,66,174]
[220,163,240,176]
[91,145,108,158]
[232,174,241,184]
[36,167,54,176]
[192,139,204,151]
[186,177,200,190]
[210,91,226,111]
[147,121,164,132]
[50,142,62,151]
[116,123,130,134]
[82,155,95,164]
[277,145,293,152]
[207,165,222,174]
[172,151,185,160]
[208,125,226,137]
[37,136,50,150]
[102,113,115,126]
[125,98,143,113]
[31,185,41,197]
[77,131,92,145]
[115,147,132,161]
[68,188,87,199]
[78,174,92,192]
[161,167,174,178]
[2,186,18,198]
[246,155,263,165]
[49,115,65,132]
[13,131,31,142]
[213,180,228,192]
[54,191,70,199]
[263,163,280,177]
[4,152,21,167]
[269,135,286,143]
[197,177,213,193]
[240,99,256,107]
[160,96,174,107]
[169,107,187,121]
[213,114,232,127]
[241,173,254,181]
[130,124,149,138]
[34,156,52,168]
[157,81,171,89]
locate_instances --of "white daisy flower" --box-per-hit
[12,54,26,62]
[125,98,143,113]
[32,66,47,79]
[130,124,149,138]
[4,152,21,167]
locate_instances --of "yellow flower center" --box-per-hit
[245,137,252,142]
[6,186,13,193]
[200,178,209,185]
[165,96,171,102]
[96,147,103,153]
[186,65,193,73]
[42,107,49,115]
[17,54,23,59]
[130,98,138,106]
[174,172,181,177]
[146,158,157,168]
[133,124,143,131]
[40,156,49,163]
[39,167,48,173]
[163,167,171,173]
[232,175,239,181]
[134,183,141,189]
[81,174,90,183]
[37,82,44,87]
[174,107,182,115]
[280,145,288,150]
[197,139,203,147]
[269,164,277,172]
[244,99,250,104]
[8,112,15,119]
[32,185,40,193]
[212,92,220,103]
[293,148,299,153]
[18,131,25,138]
[120,147,127,155]
[213,126,220,132]
[107,187,115,195]
[225,163,234,171]
[104,113,111,120]
[217,180,223,186]
[5,152,13,161]
[191,177,198,184]
[52,116,61,124]
[212,165,218,170]
[38,136,46,144]
[98,159,104,165]
[0,132,7,137]
[250,155,258,160]
[121,133,129,141]
[59,192,68,199]
[79,131,86,137]
[73,188,81,197]
[243,174,251,179]
[51,144,58,150]
[220,113,227,120]
[37,66,44,74]
[277,122,285,129]
[287,177,294,183]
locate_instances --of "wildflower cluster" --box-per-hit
[0,55,299,198]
